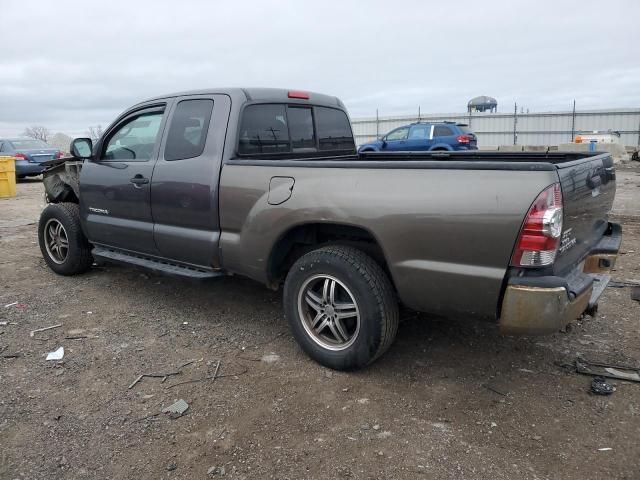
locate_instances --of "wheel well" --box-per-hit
[268,223,391,286]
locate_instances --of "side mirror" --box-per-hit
[70,138,93,159]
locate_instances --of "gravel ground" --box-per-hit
[1,171,639,480]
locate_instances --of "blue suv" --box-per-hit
[358,121,478,153]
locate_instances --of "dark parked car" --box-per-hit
[39,88,619,370]
[358,121,478,152]
[0,138,62,178]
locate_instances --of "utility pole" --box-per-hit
[513,102,518,145]
[418,106,421,122]
[376,109,379,139]
[570,99,576,142]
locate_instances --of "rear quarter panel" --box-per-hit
[219,164,559,319]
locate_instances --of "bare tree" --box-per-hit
[87,125,104,142]
[22,126,51,142]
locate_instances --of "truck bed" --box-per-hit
[221,150,616,320]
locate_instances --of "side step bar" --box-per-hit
[92,246,225,280]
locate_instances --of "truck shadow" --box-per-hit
[92,263,570,387]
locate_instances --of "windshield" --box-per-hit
[10,139,50,149]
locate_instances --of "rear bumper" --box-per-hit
[16,161,45,177]
[499,222,621,335]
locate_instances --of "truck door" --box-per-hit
[150,94,231,268]
[79,103,169,254]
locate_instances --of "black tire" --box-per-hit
[284,245,399,370]
[38,203,93,275]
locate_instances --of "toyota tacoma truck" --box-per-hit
[38,88,621,370]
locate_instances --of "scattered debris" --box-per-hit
[30,323,63,337]
[207,466,225,476]
[598,447,613,451]
[631,287,640,302]
[608,280,640,289]
[3,301,18,308]
[128,374,144,390]
[591,377,615,395]
[211,359,221,382]
[46,347,64,361]
[164,360,242,389]
[261,353,280,364]
[162,399,189,418]
[575,359,640,383]
[166,462,177,471]
[127,370,182,389]
[357,398,370,404]
[65,335,88,340]
[490,422,498,428]
[483,383,508,397]
[372,424,381,431]
[2,352,22,359]
[0,321,7,326]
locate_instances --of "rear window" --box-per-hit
[10,139,49,149]
[287,107,316,151]
[238,104,354,156]
[315,107,355,151]
[238,104,290,154]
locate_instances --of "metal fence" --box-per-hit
[351,108,640,148]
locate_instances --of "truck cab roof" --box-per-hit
[134,88,346,110]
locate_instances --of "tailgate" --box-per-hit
[554,153,616,274]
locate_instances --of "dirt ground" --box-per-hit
[1,167,639,480]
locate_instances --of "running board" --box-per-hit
[92,246,224,280]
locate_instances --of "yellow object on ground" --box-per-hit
[0,156,17,198]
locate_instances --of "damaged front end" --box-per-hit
[42,158,83,204]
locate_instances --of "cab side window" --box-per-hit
[102,112,164,161]
[164,99,214,161]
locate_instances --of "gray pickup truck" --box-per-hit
[39,88,621,370]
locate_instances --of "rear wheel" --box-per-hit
[38,203,93,275]
[284,245,399,370]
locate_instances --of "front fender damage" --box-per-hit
[42,159,83,204]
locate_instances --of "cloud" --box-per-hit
[0,0,638,136]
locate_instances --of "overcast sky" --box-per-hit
[1,0,639,137]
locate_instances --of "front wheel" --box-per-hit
[38,203,93,275]
[284,245,399,370]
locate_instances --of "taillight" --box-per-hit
[14,152,27,160]
[288,90,310,100]
[55,151,62,159]
[457,134,471,144]
[510,183,563,267]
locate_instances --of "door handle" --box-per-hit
[130,175,149,186]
